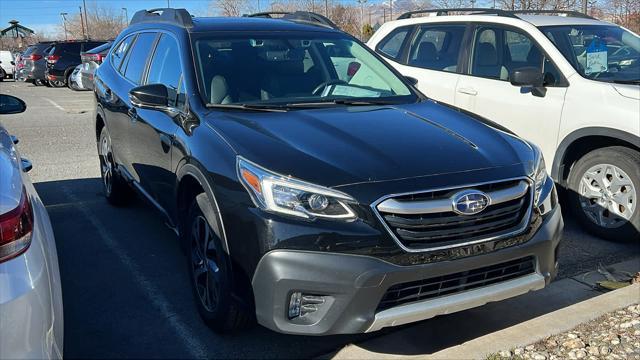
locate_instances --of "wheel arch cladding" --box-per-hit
[553,127,640,186]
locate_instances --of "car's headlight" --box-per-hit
[237,157,357,221]
[531,146,556,215]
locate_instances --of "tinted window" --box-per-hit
[61,43,82,53]
[86,42,111,54]
[147,34,182,107]
[377,28,410,60]
[111,34,135,71]
[408,24,466,72]
[470,26,561,85]
[123,33,157,84]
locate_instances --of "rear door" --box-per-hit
[129,33,182,210]
[454,23,568,162]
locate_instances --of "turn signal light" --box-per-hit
[0,189,34,263]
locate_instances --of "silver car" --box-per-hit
[0,94,63,359]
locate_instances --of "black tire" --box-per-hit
[50,78,65,87]
[186,194,253,333]
[44,80,53,87]
[67,73,74,90]
[567,146,640,241]
[98,127,132,206]
[0,69,4,82]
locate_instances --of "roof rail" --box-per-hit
[130,8,194,28]
[244,11,339,30]
[509,10,595,19]
[398,8,518,19]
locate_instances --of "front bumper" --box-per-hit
[252,205,563,335]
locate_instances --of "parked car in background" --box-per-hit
[0,94,64,359]
[13,51,26,82]
[94,8,562,335]
[69,64,86,91]
[21,42,54,86]
[369,9,640,241]
[45,40,108,88]
[0,50,15,81]
[80,42,111,90]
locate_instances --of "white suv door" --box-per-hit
[374,24,467,105]
[454,24,568,165]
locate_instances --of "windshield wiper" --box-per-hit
[612,79,640,85]
[206,103,287,112]
[284,99,400,108]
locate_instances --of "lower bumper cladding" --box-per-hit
[251,206,563,335]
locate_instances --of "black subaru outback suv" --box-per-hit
[94,9,562,335]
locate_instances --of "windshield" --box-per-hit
[192,32,416,107]
[540,25,640,83]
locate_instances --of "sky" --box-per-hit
[0,0,387,37]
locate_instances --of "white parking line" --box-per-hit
[60,186,208,358]
[44,98,66,112]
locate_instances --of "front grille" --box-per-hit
[376,179,532,251]
[377,256,536,311]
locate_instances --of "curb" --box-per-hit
[428,283,639,359]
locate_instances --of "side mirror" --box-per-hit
[405,76,419,86]
[510,67,544,88]
[129,84,169,110]
[0,94,27,114]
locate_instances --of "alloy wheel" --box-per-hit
[99,134,113,195]
[190,215,221,312]
[578,163,637,228]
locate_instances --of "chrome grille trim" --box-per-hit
[377,180,528,215]
[371,177,534,253]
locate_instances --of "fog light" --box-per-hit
[288,292,326,319]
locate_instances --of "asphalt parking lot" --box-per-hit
[1,80,638,358]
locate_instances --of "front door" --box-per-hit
[454,24,568,164]
[128,33,183,211]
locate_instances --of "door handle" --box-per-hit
[457,87,478,96]
[128,107,138,122]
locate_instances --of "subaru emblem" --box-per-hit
[451,190,490,215]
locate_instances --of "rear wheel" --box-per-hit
[186,194,253,333]
[567,146,640,241]
[98,127,132,206]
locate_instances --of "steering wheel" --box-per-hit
[312,79,348,96]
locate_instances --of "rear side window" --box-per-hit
[408,24,466,73]
[111,35,135,71]
[146,34,182,107]
[61,43,82,54]
[123,33,157,84]
[377,27,411,60]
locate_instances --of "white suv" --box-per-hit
[368,9,639,241]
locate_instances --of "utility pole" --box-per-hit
[83,0,89,39]
[358,0,367,40]
[79,6,86,40]
[389,0,393,20]
[471,0,476,8]
[167,0,171,7]
[325,0,329,17]
[122,8,128,26]
[582,0,587,13]
[383,7,386,23]
[60,13,68,41]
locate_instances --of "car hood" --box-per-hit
[204,100,535,187]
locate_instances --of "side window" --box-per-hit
[146,34,182,107]
[111,35,135,71]
[408,24,466,73]
[470,27,506,80]
[123,33,157,85]
[470,26,562,85]
[377,28,410,61]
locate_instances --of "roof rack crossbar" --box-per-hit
[243,11,339,30]
[130,8,194,28]
[398,8,519,19]
[509,10,595,19]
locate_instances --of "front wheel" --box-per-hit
[187,194,253,333]
[567,146,640,241]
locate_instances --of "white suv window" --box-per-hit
[408,24,466,73]
[377,27,411,60]
[470,25,563,85]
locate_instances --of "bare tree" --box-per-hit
[212,0,252,16]
[59,3,125,40]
